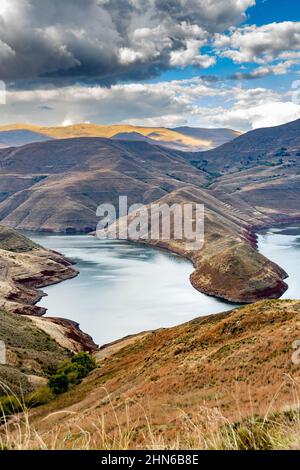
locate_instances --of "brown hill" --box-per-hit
[0,225,77,316]
[0,130,52,148]
[192,118,300,173]
[174,126,241,148]
[0,225,97,400]
[0,138,207,232]
[17,299,300,449]
[0,127,296,303]
[189,118,300,220]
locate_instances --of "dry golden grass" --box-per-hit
[1,299,300,450]
[1,388,300,450]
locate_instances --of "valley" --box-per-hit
[0,119,299,450]
[0,118,299,303]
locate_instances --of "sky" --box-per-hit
[0,0,300,131]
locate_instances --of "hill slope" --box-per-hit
[174,126,241,148]
[19,299,300,449]
[190,117,300,174]
[188,118,300,220]
[0,130,53,148]
[0,226,97,400]
[0,130,295,303]
[0,309,71,397]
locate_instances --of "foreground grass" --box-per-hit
[1,396,300,450]
[2,300,300,450]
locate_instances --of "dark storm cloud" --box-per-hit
[0,0,255,85]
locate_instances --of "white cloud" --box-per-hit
[203,101,300,130]
[214,21,300,79]
[170,39,216,68]
[215,22,300,64]
[0,0,255,83]
[1,77,299,132]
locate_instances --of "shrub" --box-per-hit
[26,386,54,408]
[71,352,97,375]
[49,372,70,395]
[0,395,22,420]
[227,419,274,450]
[48,352,97,395]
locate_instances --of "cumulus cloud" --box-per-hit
[0,0,255,84]
[215,22,300,63]
[215,21,300,78]
[231,60,300,80]
[204,101,300,130]
[2,77,299,131]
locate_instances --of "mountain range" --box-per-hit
[0,130,53,148]
[0,123,240,151]
[0,118,299,303]
[0,119,300,450]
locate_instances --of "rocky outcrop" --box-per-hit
[0,226,78,316]
[0,226,97,353]
[190,240,288,303]
[30,317,98,352]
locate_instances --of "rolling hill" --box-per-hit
[0,130,53,148]
[189,117,300,219]
[11,299,300,450]
[0,120,298,302]
[174,126,241,148]
[0,123,239,151]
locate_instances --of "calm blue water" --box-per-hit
[27,226,300,346]
[258,225,300,299]
[26,234,234,346]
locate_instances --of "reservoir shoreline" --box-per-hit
[23,220,300,346]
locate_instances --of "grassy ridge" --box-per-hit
[4,299,298,449]
[0,309,70,397]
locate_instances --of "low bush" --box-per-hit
[48,352,97,395]
[26,386,54,408]
[0,395,22,420]
[0,353,97,419]
[227,419,274,450]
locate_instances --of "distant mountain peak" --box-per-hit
[0,123,240,151]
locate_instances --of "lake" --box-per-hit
[27,225,300,346]
[27,233,234,346]
[258,225,300,299]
